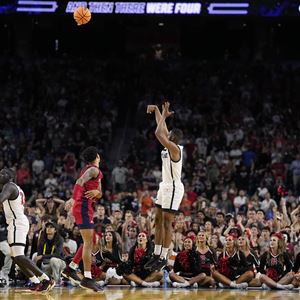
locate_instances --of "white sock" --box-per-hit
[29,276,40,284]
[276,283,284,289]
[38,273,49,281]
[84,271,92,279]
[154,245,162,256]
[160,247,169,259]
[69,261,78,270]
[230,281,237,288]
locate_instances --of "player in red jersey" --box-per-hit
[69,146,103,292]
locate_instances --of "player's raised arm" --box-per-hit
[73,166,99,202]
[147,104,169,135]
[155,102,180,161]
[0,183,18,204]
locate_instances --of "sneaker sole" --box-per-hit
[37,281,56,293]
[61,272,70,280]
[68,276,81,286]
[79,283,103,292]
[47,281,56,292]
[62,271,81,286]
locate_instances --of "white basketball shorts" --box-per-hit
[7,218,30,247]
[155,181,184,211]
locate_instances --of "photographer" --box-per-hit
[35,221,65,284]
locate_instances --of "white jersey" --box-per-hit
[161,145,183,184]
[3,183,27,224]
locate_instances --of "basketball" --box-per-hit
[73,6,91,26]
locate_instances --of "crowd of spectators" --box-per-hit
[2,52,300,289]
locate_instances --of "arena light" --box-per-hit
[17,0,58,12]
[207,2,249,15]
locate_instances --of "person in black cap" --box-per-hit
[35,221,65,284]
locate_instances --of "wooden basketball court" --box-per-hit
[1,287,299,300]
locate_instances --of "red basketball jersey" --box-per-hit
[79,164,103,192]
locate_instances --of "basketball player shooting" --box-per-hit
[0,168,55,292]
[145,102,184,271]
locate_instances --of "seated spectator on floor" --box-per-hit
[35,221,65,284]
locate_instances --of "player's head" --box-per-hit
[0,168,15,184]
[81,146,100,164]
[168,128,183,144]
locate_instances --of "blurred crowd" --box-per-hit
[1,54,300,289]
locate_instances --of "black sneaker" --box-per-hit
[79,277,103,292]
[144,254,160,270]
[149,257,167,272]
[62,266,81,285]
[36,279,55,292]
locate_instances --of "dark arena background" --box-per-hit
[2,1,300,300]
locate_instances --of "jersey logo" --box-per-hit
[161,152,168,159]
[19,190,26,205]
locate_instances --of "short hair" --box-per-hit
[81,146,99,163]
[171,128,183,143]
[216,211,225,217]
[262,226,271,232]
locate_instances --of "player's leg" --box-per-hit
[160,210,175,265]
[154,206,163,252]
[63,232,100,284]
[8,222,55,291]
[61,243,83,285]
[150,184,183,271]
[73,199,102,291]
[80,228,94,278]
[78,228,102,291]
[12,247,55,291]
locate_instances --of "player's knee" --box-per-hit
[83,242,93,250]
[13,255,26,264]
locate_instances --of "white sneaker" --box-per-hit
[261,283,271,290]
[106,268,116,280]
[283,284,294,290]
[173,282,189,288]
[130,281,137,287]
[236,282,248,289]
[97,281,106,287]
[149,281,160,287]
[192,283,198,288]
